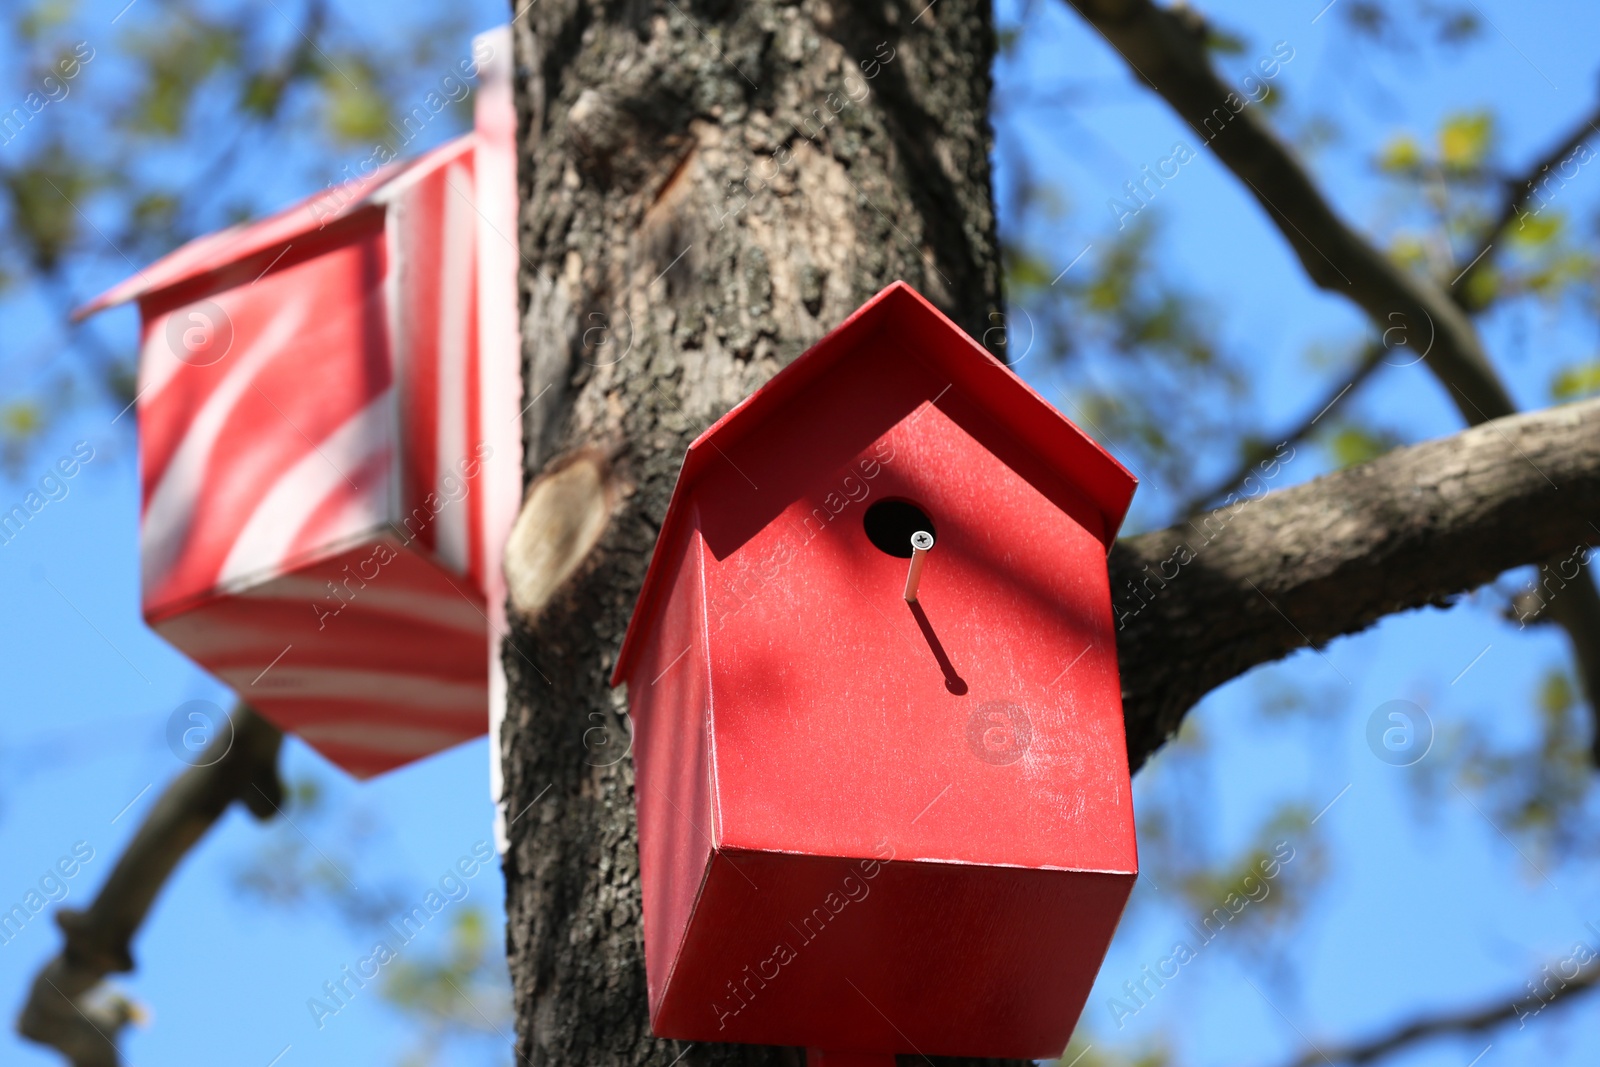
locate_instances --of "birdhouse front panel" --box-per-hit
[616,282,1140,1061]
[695,352,1133,874]
[136,219,398,616]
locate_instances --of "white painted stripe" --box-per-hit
[218,391,394,586]
[433,161,475,574]
[475,23,522,854]
[233,571,485,633]
[141,298,310,594]
[137,315,191,410]
[213,665,484,712]
[296,720,475,756]
[152,614,300,657]
[204,524,380,600]
[382,192,408,543]
[153,594,481,662]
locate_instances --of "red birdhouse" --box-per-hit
[612,281,1140,1063]
[75,29,521,778]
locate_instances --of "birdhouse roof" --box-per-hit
[612,280,1137,686]
[73,135,474,320]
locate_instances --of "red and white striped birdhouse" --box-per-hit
[77,30,521,778]
[612,281,1140,1064]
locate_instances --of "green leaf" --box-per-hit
[130,190,179,231]
[1386,233,1431,273]
[320,62,391,144]
[1436,9,1481,44]
[1509,209,1562,248]
[1377,134,1422,174]
[123,19,243,137]
[290,776,323,812]
[3,146,101,271]
[1257,77,1288,114]
[1552,360,1600,401]
[1,401,45,441]
[1439,110,1494,170]
[1204,29,1248,55]
[1521,247,1595,302]
[1461,261,1498,307]
[239,71,287,120]
[18,0,76,41]
[1004,249,1056,292]
[1324,424,1397,468]
[104,361,137,410]
[1539,670,1575,717]
[1343,1,1387,37]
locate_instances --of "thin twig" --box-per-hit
[1176,341,1387,517]
[1450,100,1600,309]
[1274,964,1600,1067]
[17,705,283,1067]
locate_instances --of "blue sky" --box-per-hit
[3,1,1599,1065]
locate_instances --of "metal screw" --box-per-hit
[904,530,935,602]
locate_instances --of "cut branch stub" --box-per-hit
[505,449,615,623]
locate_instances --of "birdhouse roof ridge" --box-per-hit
[72,134,475,321]
[612,280,1138,686]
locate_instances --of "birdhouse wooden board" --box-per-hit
[613,281,1139,1060]
[77,30,521,778]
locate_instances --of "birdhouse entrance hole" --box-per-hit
[862,499,935,558]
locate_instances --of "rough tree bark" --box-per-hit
[499,2,1004,1065]
[1112,397,1600,768]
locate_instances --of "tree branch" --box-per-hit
[16,705,283,1067]
[1115,397,1600,771]
[1272,963,1600,1067]
[1063,0,1513,420]
[1063,0,1600,760]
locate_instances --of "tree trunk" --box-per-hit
[500,2,1006,1065]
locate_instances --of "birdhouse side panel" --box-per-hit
[385,150,489,588]
[136,225,396,617]
[626,519,717,1017]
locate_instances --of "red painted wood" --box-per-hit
[612,280,1137,685]
[149,535,488,779]
[617,282,1139,1060]
[75,29,523,778]
[629,517,714,1010]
